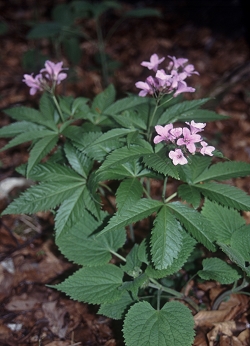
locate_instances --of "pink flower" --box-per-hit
[141,54,165,72]
[200,141,215,156]
[23,73,43,95]
[177,127,201,153]
[186,121,206,134]
[169,149,188,165]
[173,81,195,97]
[167,56,188,69]
[169,127,182,139]
[40,61,68,84]
[154,124,174,143]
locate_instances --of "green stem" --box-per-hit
[164,192,177,203]
[162,177,168,202]
[147,98,160,141]
[128,224,135,243]
[109,250,126,262]
[157,286,162,311]
[52,95,64,123]
[96,18,108,88]
[212,278,249,310]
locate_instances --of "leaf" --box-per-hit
[193,161,250,183]
[177,155,212,184]
[201,199,245,244]
[64,142,93,178]
[0,121,45,137]
[98,199,163,237]
[175,109,228,123]
[4,106,57,130]
[39,92,56,121]
[56,210,126,265]
[104,96,149,115]
[178,184,201,209]
[120,273,149,298]
[63,36,82,65]
[143,148,179,179]
[151,206,183,270]
[2,180,85,215]
[122,244,142,277]
[0,129,57,152]
[167,202,216,251]
[98,291,135,320]
[218,242,250,276]
[157,98,210,125]
[123,301,195,346]
[194,182,250,211]
[198,258,241,284]
[230,225,250,262]
[27,22,62,39]
[116,178,143,214]
[27,134,58,176]
[91,84,116,114]
[54,264,124,304]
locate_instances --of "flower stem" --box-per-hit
[52,95,64,123]
[164,192,177,203]
[162,177,168,201]
[109,250,126,262]
[147,98,160,141]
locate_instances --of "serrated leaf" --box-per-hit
[176,109,228,122]
[151,207,183,270]
[122,244,142,277]
[230,225,250,261]
[98,291,135,320]
[91,84,116,114]
[98,199,163,237]
[157,98,210,124]
[82,185,101,219]
[105,96,149,115]
[99,144,153,171]
[56,210,126,265]
[201,199,245,244]
[116,178,143,214]
[218,242,250,276]
[198,258,241,284]
[177,155,212,184]
[167,202,216,251]
[193,161,250,183]
[178,184,201,209]
[123,301,195,346]
[64,142,93,178]
[27,134,58,176]
[143,148,179,179]
[2,180,85,215]
[195,182,250,211]
[0,129,57,152]
[4,106,57,130]
[54,264,124,304]
[146,231,196,279]
[120,273,148,298]
[39,92,56,121]
[0,121,45,138]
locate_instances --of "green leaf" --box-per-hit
[175,109,228,123]
[193,161,250,183]
[63,36,82,65]
[194,182,250,211]
[146,231,196,279]
[64,142,93,178]
[39,92,56,121]
[54,264,124,304]
[218,242,250,276]
[4,106,57,130]
[157,98,210,124]
[143,148,179,179]
[82,185,101,219]
[230,225,250,262]
[0,129,56,152]
[198,258,241,284]
[98,199,163,237]
[120,273,149,298]
[201,199,245,244]
[167,202,216,251]
[104,96,149,115]
[178,185,201,209]
[91,84,116,114]
[56,210,126,266]
[116,178,143,214]
[0,121,45,137]
[122,244,142,277]
[98,291,135,320]
[151,206,183,270]
[123,301,195,346]
[177,155,212,184]
[27,22,62,39]
[27,134,58,176]
[99,144,153,171]
[2,180,85,214]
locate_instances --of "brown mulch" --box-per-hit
[1,1,250,345]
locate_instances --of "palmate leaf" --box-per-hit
[91,84,116,114]
[98,291,135,320]
[201,199,245,244]
[178,184,201,209]
[99,144,153,171]
[98,199,163,237]
[56,210,126,265]
[123,301,195,346]
[219,242,250,277]
[198,258,241,284]
[116,178,143,214]
[27,134,59,176]
[177,155,212,184]
[4,106,57,130]
[83,185,101,220]
[64,142,93,178]
[54,264,124,304]
[157,98,210,125]
[143,148,179,179]
[104,95,149,115]
[0,129,57,152]
[194,182,250,211]
[193,161,250,183]
[109,112,147,130]
[167,202,216,251]
[151,206,183,270]
[2,180,85,215]
[55,185,86,239]
[0,121,46,137]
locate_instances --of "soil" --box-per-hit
[1,1,250,345]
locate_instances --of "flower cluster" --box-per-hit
[135,54,199,98]
[154,120,215,165]
[23,61,68,95]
